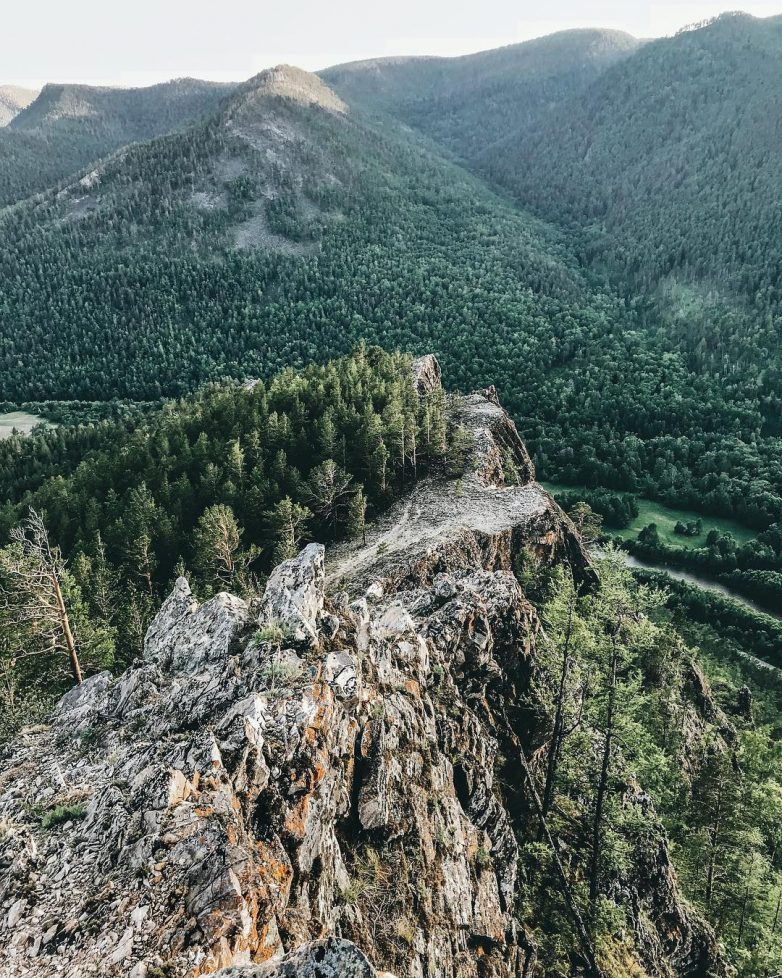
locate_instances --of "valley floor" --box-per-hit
[542,482,756,548]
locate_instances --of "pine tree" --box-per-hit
[122,484,163,595]
[346,486,368,544]
[193,504,243,586]
[226,438,245,485]
[305,459,353,536]
[267,497,311,565]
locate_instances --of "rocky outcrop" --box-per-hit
[411,354,442,397]
[327,375,589,596]
[258,543,326,646]
[0,550,539,978]
[0,358,723,978]
[144,581,250,674]
[215,938,385,977]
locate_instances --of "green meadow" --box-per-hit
[541,483,756,549]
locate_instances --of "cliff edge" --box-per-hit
[0,358,723,978]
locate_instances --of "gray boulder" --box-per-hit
[215,938,391,977]
[411,353,442,397]
[259,543,325,646]
[145,577,250,673]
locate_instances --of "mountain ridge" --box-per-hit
[0,86,38,127]
[0,75,241,205]
[322,28,641,161]
[10,76,239,131]
[323,27,641,86]
[0,361,727,978]
[0,61,634,402]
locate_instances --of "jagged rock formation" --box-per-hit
[327,379,583,595]
[0,358,724,978]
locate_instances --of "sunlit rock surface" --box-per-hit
[0,358,722,978]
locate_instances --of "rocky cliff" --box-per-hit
[0,358,724,978]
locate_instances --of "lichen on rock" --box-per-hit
[0,357,724,978]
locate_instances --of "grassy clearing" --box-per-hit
[0,410,47,440]
[542,482,756,549]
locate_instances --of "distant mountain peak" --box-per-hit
[18,83,102,125]
[0,85,39,126]
[241,64,347,114]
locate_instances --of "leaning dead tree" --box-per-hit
[0,508,83,685]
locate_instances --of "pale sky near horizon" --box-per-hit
[3,0,781,88]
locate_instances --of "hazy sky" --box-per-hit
[4,1,781,88]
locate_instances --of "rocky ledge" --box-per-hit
[0,358,722,978]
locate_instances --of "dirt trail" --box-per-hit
[326,390,555,594]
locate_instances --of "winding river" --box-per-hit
[604,551,782,623]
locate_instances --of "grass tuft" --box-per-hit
[40,803,87,830]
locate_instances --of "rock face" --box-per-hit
[411,353,442,397]
[0,358,723,978]
[215,938,381,977]
[259,543,326,646]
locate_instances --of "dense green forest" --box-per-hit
[636,567,782,668]
[325,16,782,527]
[0,347,450,728]
[1,63,780,531]
[477,15,782,318]
[0,77,238,205]
[333,14,782,326]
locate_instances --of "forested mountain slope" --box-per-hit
[332,12,782,329]
[474,13,782,313]
[0,76,238,204]
[0,62,780,528]
[0,85,37,127]
[322,28,640,161]
[0,61,616,402]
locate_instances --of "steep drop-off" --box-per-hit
[0,361,724,978]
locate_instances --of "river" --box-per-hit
[601,550,782,623]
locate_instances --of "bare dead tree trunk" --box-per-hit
[0,509,84,686]
[51,572,82,684]
[542,591,576,818]
[589,631,619,914]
